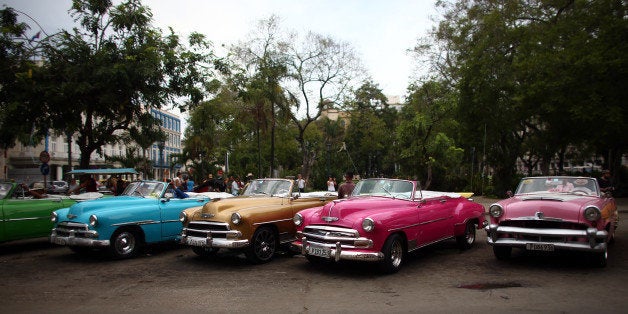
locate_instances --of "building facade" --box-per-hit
[0,108,182,184]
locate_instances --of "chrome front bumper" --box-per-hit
[180,234,249,249]
[485,224,608,252]
[294,237,384,262]
[50,229,109,247]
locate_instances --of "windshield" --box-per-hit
[352,179,415,199]
[515,177,599,196]
[242,179,293,197]
[122,181,166,198]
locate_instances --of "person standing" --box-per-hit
[327,177,336,192]
[337,172,355,199]
[599,170,614,194]
[296,174,306,193]
[231,175,241,196]
[213,169,227,192]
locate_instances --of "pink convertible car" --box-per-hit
[292,178,486,273]
[486,176,618,267]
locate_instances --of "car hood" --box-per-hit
[305,197,410,228]
[198,196,291,219]
[66,196,158,217]
[498,194,597,222]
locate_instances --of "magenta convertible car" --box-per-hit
[486,176,618,267]
[292,178,486,273]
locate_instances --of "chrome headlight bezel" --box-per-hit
[293,213,303,226]
[89,214,98,227]
[51,211,58,223]
[231,212,242,225]
[179,212,187,223]
[362,217,375,232]
[584,206,601,222]
[489,204,504,218]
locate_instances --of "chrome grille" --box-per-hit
[54,222,91,238]
[185,221,230,238]
[300,225,367,248]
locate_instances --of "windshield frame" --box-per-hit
[122,181,167,198]
[515,176,600,197]
[241,179,294,197]
[351,178,417,200]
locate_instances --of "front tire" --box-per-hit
[591,249,607,268]
[456,221,476,250]
[109,229,142,259]
[378,234,405,274]
[245,226,277,264]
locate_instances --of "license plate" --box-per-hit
[53,237,66,245]
[526,243,554,252]
[186,237,208,247]
[308,245,331,258]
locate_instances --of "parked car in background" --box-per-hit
[50,180,232,259]
[179,178,337,264]
[293,178,486,273]
[0,182,77,243]
[51,180,69,194]
[486,176,618,267]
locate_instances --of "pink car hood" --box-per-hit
[498,194,597,223]
[308,196,413,228]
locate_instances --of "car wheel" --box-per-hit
[245,226,277,264]
[109,229,141,259]
[493,246,512,260]
[456,221,476,250]
[192,247,219,258]
[378,234,405,274]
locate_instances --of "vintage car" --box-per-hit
[179,178,337,264]
[0,182,78,243]
[485,176,618,267]
[292,178,486,273]
[50,180,232,259]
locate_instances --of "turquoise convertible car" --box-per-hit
[1,182,77,243]
[50,180,232,259]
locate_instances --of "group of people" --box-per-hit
[297,172,356,199]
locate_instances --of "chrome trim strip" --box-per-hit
[112,220,159,226]
[387,217,449,232]
[252,217,292,226]
[4,216,49,222]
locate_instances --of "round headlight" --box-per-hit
[51,211,58,223]
[584,206,601,222]
[231,212,242,225]
[362,218,375,232]
[179,212,187,223]
[489,204,504,218]
[89,214,98,227]
[293,213,303,226]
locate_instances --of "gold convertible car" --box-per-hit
[179,178,336,263]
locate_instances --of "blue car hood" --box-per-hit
[66,196,159,216]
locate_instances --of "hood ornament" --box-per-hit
[321,216,339,222]
[67,214,77,219]
[201,213,215,218]
[535,211,544,219]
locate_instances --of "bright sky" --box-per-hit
[3,0,439,99]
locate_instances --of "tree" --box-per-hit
[6,0,220,169]
[281,31,364,180]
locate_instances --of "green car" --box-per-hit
[0,182,77,243]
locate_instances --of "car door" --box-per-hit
[417,197,455,244]
[2,197,68,241]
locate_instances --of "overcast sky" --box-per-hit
[3,0,439,98]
